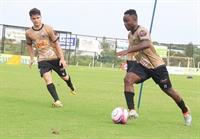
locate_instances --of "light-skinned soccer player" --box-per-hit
[25,8,76,107]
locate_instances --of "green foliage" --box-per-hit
[100,41,110,49]
[68,52,123,68]
[69,55,93,66]
[170,44,178,50]
[1,38,199,69]
[101,49,124,68]
[101,49,115,63]
[185,43,194,57]
[153,41,159,45]
[193,46,200,56]
[100,36,110,49]
[0,63,199,138]
[194,55,200,67]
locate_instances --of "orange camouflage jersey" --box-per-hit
[25,24,59,62]
[128,25,165,69]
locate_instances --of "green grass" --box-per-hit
[0,63,199,139]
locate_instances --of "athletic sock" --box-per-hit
[124,91,135,110]
[47,83,59,102]
[65,75,74,91]
[176,99,188,113]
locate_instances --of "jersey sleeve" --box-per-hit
[25,31,32,45]
[48,26,59,43]
[137,28,150,41]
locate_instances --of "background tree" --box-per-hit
[193,45,200,56]
[185,42,194,57]
[194,55,200,68]
[101,49,115,63]
[100,36,110,49]
[153,41,159,45]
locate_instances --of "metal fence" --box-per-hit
[0,24,127,68]
[1,24,200,68]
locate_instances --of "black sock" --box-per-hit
[124,91,135,110]
[65,75,74,91]
[176,99,187,113]
[47,83,59,102]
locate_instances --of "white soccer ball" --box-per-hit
[111,107,128,124]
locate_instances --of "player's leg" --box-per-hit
[162,87,192,126]
[124,72,141,119]
[61,74,76,95]
[42,71,62,107]
[124,61,138,111]
[51,59,76,95]
[38,61,62,107]
[124,62,149,119]
[150,65,192,126]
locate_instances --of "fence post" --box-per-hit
[1,25,6,53]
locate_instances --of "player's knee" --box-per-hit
[124,76,135,85]
[61,74,69,80]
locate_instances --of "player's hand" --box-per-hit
[115,50,128,57]
[29,59,34,69]
[60,59,68,69]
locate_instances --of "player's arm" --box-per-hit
[116,28,151,56]
[127,39,150,53]
[116,39,150,56]
[27,44,35,68]
[26,32,35,68]
[54,40,67,69]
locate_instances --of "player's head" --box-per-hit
[123,9,138,31]
[29,8,42,27]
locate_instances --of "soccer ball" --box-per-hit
[111,107,128,124]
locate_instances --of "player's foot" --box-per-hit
[70,86,76,95]
[52,100,63,107]
[183,106,192,126]
[128,109,139,120]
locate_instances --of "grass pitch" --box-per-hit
[0,63,199,139]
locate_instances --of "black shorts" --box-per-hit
[129,63,172,89]
[126,60,137,72]
[38,59,67,77]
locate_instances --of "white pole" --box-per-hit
[178,62,181,67]
[198,62,200,68]
[112,63,115,68]
[100,63,103,68]
[93,52,95,67]
[167,49,170,66]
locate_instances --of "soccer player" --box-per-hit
[25,8,76,107]
[116,9,192,126]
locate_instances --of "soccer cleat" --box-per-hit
[52,100,63,108]
[128,109,139,120]
[70,86,76,95]
[183,106,192,126]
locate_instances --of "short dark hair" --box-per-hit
[124,9,137,18]
[29,8,41,17]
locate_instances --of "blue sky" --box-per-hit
[0,0,199,45]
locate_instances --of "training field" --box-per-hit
[0,63,199,139]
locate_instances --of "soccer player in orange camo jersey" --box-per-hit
[25,8,76,107]
[116,9,192,126]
